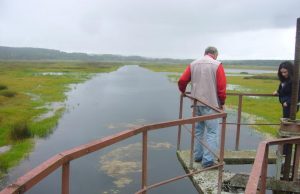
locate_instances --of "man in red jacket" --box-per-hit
[178,46,226,168]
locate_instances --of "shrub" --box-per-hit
[0,90,17,97]
[10,122,31,141]
[0,84,7,90]
[240,72,249,74]
[0,160,8,173]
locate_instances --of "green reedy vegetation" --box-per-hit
[141,64,293,137]
[0,61,120,176]
[140,63,277,72]
[226,76,281,136]
[0,139,33,176]
[140,64,188,73]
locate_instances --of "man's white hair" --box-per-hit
[204,46,218,56]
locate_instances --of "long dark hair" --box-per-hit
[277,61,294,82]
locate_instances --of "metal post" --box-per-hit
[275,144,284,180]
[62,162,70,194]
[290,17,300,120]
[189,100,197,169]
[260,145,268,194]
[235,94,242,150]
[283,144,293,180]
[218,116,226,194]
[141,131,148,194]
[292,143,300,181]
[177,94,184,151]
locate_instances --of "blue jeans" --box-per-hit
[194,106,219,164]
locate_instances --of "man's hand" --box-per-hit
[220,105,225,110]
[283,102,288,107]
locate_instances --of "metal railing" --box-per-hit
[227,93,278,150]
[245,137,300,194]
[175,93,227,194]
[0,92,292,194]
[0,94,227,194]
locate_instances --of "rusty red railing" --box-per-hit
[0,94,227,194]
[246,17,300,193]
[245,137,300,194]
[0,92,293,194]
[227,93,278,150]
[175,93,227,194]
[178,92,278,152]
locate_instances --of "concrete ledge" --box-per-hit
[225,174,300,193]
[223,150,277,164]
[177,150,278,193]
[178,149,276,165]
[177,150,239,194]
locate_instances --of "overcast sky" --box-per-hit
[0,0,299,59]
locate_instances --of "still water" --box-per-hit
[1,65,268,194]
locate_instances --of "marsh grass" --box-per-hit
[244,74,277,80]
[10,121,31,140]
[0,90,17,97]
[0,84,7,90]
[29,108,64,137]
[0,61,120,176]
[140,63,277,72]
[0,140,33,173]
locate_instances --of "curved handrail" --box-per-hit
[245,137,300,194]
[0,94,226,194]
[0,92,284,194]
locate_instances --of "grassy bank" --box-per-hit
[0,61,121,176]
[141,64,291,137]
[140,63,277,72]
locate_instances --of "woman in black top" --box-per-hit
[273,61,297,118]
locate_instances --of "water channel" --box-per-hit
[0,65,274,193]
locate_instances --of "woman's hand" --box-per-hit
[283,102,288,107]
[273,91,278,95]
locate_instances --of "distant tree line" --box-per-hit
[0,46,287,66]
[0,46,192,64]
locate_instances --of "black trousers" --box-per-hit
[282,105,290,118]
[282,105,290,155]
